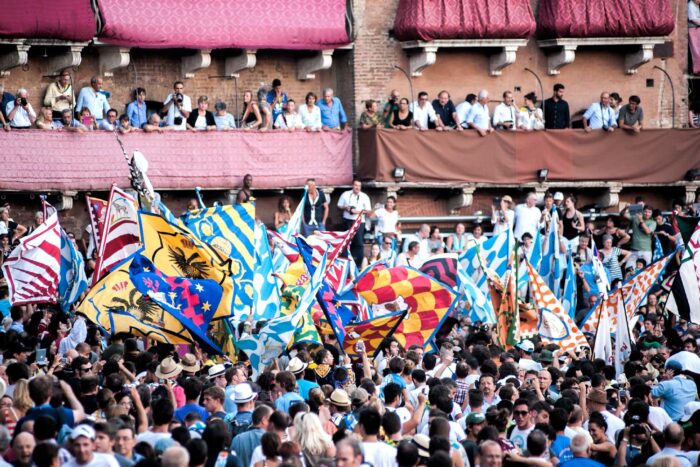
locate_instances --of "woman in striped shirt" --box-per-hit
[599,234,631,282]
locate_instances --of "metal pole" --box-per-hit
[653,65,676,129]
[393,65,414,110]
[524,67,545,123]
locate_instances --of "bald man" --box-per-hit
[12,432,35,467]
[162,446,190,467]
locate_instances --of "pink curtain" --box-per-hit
[690,29,700,75]
[393,0,535,41]
[538,0,674,38]
[0,0,95,41]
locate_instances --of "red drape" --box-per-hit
[0,0,95,41]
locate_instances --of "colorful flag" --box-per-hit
[540,209,562,297]
[58,230,88,312]
[85,195,108,256]
[342,311,406,357]
[614,294,632,376]
[2,210,61,305]
[496,265,519,349]
[420,254,459,290]
[666,223,700,322]
[183,203,256,308]
[593,297,613,364]
[251,223,281,321]
[281,187,306,241]
[354,266,456,351]
[457,263,496,324]
[653,236,664,263]
[526,260,588,353]
[128,254,222,354]
[562,248,577,318]
[459,230,510,294]
[92,186,140,285]
[138,211,237,320]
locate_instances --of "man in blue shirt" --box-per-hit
[174,378,208,423]
[266,78,288,124]
[583,92,617,132]
[274,371,304,413]
[651,360,698,421]
[76,76,110,122]
[317,88,348,130]
[127,87,148,129]
[230,405,272,467]
[559,434,604,467]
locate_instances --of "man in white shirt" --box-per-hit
[337,179,372,266]
[465,89,492,137]
[359,408,398,467]
[456,93,477,129]
[64,425,120,467]
[161,81,192,131]
[492,91,519,131]
[515,340,542,372]
[402,223,430,261]
[514,192,542,241]
[6,89,37,129]
[583,388,625,442]
[412,91,439,130]
[509,399,535,450]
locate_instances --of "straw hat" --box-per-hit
[181,353,201,373]
[329,389,351,408]
[155,357,183,380]
[287,357,308,375]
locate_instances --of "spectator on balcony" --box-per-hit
[629,205,656,266]
[241,90,263,129]
[412,92,439,131]
[610,92,622,121]
[492,91,518,131]
[213,101,236,130]
[361,243,382,270]
[0,83,14,123]
[359,100,381,129]
[390,98,413,130]
[126,87,148,129]
[274,99,304,131]
[470,223,486,247]
[518,93,544,131]
[456,93,477,130]
[382,89,400,128]
[35,106,59,130]
[300,92,322,131]
[266,78,288,124]
[690,0,700,74]
[162,81,191,131]
[118,114,139,134]
[337,179,372,266]
[492,195,514,236]
[143,113,172,133]
[689,100,700,128]
[465,90,493,137]
[187,96,217,131]
[427,226,445,255]
[237,174,254,204]
[402,224,430,262]
[274,196,293,233]
[257,88,273,131]
[302,178,328,236]
[369,196,399,246]
[379,237,397,266]
[56,109,86,133]
[78,107,97,130]
[0,208,25,244]
[99,109,119,131]
[76,76,110,122]
[396,241,422,268]
[543,83,570,129]
[514,193,542,241]
[6,89,36,130]
[599,235,630,283]
[432,91,461,131]
[318,88,348,131]
[445,223,469,254]
[43,68,74,120]
[560,195,586,245]
[653,210,676,256]
[617,96,644,134]
[583,92,616,132]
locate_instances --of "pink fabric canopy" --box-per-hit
[0,131,353,191]
[96,0,351,50]
[0,0,95,41]
[538,0,674,39]
[393,0,535,41]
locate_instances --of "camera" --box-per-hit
[19,97,27,106]
[173,116,183,126]
[175,93,184,104]
[389,96,397,104]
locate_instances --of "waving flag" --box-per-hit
[138,212,237,320]
[527,260,588,353]
[496,266,519,349]
[420,254,459,290]
[666,222,700,322]
[457,265,496,324]
[518,229,543,293]
[653,236,664,262]
[86,195,108,257]
[343,312,406,357]
[251,224,281,321]
[593,297,613,364]
[183,203,256,309]
[354,266,456,350]
[614,295,632,376]
[92,186,140,285]
[562,248,577,318]
[281,187,306,241]
[58,231,88,312]
[129,254,222,354]
[3,209,61,305]
[540,209,562,297]
[459,230,511,294]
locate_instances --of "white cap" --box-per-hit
[516,340,535,353]
[70,424,96,440]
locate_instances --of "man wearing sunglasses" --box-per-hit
[508,398,535,450]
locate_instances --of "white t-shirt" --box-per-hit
[274,112,304,129]
[374,208,399,234]
[362,441,398,467]
[62,452,120,467]
[136,431,171,447]
[455,101,472,128]
[492,103,518,129]
[509,425,534,450]
[337,190,372,221]
[385,406,412,428]
[299,104,322,129]
[649,405,673,430]
[691,1,700,27]
[194,115,208,130]
[583,410,624,442]
[412,102,437,128]
[517,358,543,372]
[514,204,542,241]
[163,93,192,130]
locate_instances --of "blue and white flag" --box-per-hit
[459,230,510,294]
[282,187,307,241]
[652,235,664,262]
[457,265,496,324]
[252,223,281,321]
[540,209,562,298]
[562,247,577,318]
[517,228,543,293]
[58,230,88,312]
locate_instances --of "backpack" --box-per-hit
[229,418,253,438]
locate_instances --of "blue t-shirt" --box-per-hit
[297,379,320,401]
[275,392,305,413]
[551,435,573,464]
[0,299,10,318]
[559,458,604,467]
[174,403,209,423]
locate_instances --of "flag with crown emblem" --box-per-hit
[128,254,222,354]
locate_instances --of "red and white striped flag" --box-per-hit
[2,210,61,304]
[92,186,140,285]
[86,195,108,255]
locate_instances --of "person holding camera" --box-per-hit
[382,89,400,128]
[491,195,515,236]
[337,179,372,266]
[161,81,192,131]
[5,88,36,130]
[583,92,617,133]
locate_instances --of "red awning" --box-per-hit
[393,0,535,41]
[538,0,674,39]
[96,0,351,50]
[0,0,95,41]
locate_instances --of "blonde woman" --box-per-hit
[2,379,32,436]
[293,412,335,466]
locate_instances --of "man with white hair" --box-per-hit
[402,223,430,261]
[465,89,492,136]
[478,440,503,467]
[559,434,600,467]
[514,193,542,241]
[161,446,190,467]
[318,87,348,131]
[6,88,36,129]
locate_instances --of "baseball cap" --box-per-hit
[554,192,564,201]
[466,412,486,425]
[70,424,96,440]
[516,340,534,353]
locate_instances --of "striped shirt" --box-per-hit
[601,247,623,281]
